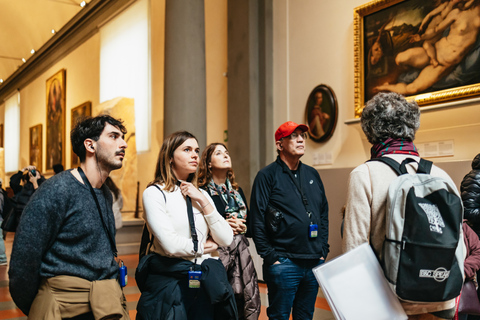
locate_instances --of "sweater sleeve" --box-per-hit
[201,190,233,247]
[342,166,372,253]
[8,180,63,315]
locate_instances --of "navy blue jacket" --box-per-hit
[250,157,329,266]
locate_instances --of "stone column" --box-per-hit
[164,0,207,148]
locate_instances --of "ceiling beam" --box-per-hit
[0,0,136,102]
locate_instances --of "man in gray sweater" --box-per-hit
[9,115,129,319]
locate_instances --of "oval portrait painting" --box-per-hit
[304,84,338,143]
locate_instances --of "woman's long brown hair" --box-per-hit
[198,142,238,190]
[149,131,198,191]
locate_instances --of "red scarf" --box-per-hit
[370,138,419,159]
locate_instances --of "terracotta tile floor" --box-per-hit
[0,233,333,320]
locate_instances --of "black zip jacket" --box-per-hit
[250,157,329,266]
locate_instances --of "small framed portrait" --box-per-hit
[304,84,338,143]
[29,124,42,171]
[70,101,92,168]
[46,69,66,172]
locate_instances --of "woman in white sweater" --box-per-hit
[139,131,234,319]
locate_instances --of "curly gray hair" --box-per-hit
[361,92,420,144]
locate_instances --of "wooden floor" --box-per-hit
[0,233,334,320]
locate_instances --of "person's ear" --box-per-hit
[85,139,95,153]
[276,141,283,151]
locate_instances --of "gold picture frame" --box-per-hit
[46,69,66,171]
[29,124,42,172]
[70,101,92,168]
[353,0,480,118]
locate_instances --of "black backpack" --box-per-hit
[370,157,464,302]
[1,193,20,232]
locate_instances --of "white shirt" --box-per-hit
[142,184,233,264]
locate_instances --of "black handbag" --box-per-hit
[458,280,480,315]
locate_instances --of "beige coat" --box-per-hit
[342,154,462,315]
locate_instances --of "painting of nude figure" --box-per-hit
[304,84,338,143]
[354,0,480,117]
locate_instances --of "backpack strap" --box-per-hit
[139,185,166,258]
[368,157,433,175]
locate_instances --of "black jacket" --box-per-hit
[136,254,237,320]
[250,157,329,266]
[461,153,480,233]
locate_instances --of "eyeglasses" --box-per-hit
[286,132,308,140]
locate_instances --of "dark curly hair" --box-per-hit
[361,92,420,144]
[70,114,127,162]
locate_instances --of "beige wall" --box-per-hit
[272,0,480,169]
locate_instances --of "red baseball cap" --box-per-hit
[275,121,308,141]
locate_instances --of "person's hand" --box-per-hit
[409,34,421,43]
[179,181,213,214]
[203,237,219,253]
[227,216,247,235]
[29,170,40,189]
[22,165,36,173]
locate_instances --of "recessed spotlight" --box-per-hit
[0,79,3,83]
[80,1,86,7]
[22,58,26,63]
[52,29,56,34]
[31,49,35,54]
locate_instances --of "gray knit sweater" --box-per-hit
[9,170,118,315]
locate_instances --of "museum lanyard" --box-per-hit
[177,181,199,264]
[78,167,118,257]
[280,161,313,220]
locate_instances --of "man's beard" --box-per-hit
[95,147,124,171]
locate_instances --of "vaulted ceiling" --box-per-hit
[0,0,92,84]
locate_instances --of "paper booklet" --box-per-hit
[313,242,407,320]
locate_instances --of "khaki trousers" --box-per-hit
[28,275,130,320]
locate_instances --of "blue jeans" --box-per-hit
[263,257,324,320]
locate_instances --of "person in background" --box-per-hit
[198,142,261,320]
[342,92,461,319]
[460,153,480,320]
[250,121,329,320]
[53,163,64,175]
[9,115,130,319]
[105,177,123,230]
[0,178,7,266]
[137,131,236,320]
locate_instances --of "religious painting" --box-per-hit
[304,84,338,143]
[353,0,480,117]
[0,124,3,148]
[29,124,42,172]
[70,101,92,168]
[46,69,66,171]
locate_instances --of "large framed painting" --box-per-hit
[353,0,480,117]
[70,101,92,168]
[29,124,42,171]
[0,124,3,148]
[46,69,66,171]
[304,84,338,143]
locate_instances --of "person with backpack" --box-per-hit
[342,92,464,319]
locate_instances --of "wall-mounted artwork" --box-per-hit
[71,101,92,168]
[304,84,338,143]
[353,0,480,117]
[46,69,66,171]
[0,124,3,148]
[29,124,42,171]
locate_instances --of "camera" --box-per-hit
[30,169,36,176]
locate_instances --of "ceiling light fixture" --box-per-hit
[0,79,3,84]
[31,49,35,54]
[52,29,56,34]
[80,1,86,7]
[22,58,26,63]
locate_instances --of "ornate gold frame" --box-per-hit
[353,0,480,118]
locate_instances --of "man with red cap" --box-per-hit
[250,121,329,320]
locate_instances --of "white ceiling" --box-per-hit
[0,0,92,83]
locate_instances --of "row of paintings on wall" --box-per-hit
[29,69,92,174]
